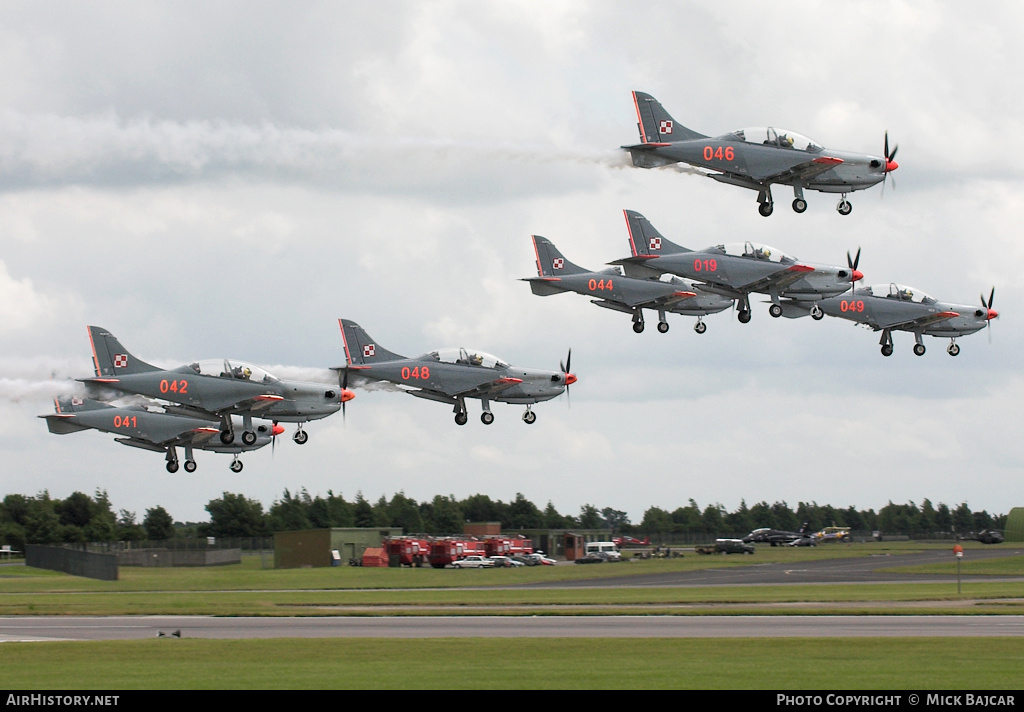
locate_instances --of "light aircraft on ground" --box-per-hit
[337,318,576,425]
[779,285,998,357]
[40,396,282,472]
[522,235,734,334]
[741,522,812,546]
[79,326,353,445]
[623,91,898,216]
[612,210,863,323]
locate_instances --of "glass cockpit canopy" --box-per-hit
[421,348,509,369]
[178,359,280,384]
[862,284,937,305]
[703,241,797,265]
[722,127,823,153]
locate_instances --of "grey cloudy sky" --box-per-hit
[1,1,1021,524]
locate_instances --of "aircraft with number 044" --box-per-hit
[78,326,353,446]
[778,284,998,357]
[40,396,283,473]
[337,318,576,425]
[522,235,734,334]
[611,210,863,323]
[623,91,899,217]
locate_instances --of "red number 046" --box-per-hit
[703,145,735,161]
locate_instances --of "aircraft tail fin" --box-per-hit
[87,326,161,377]
[40,396,113,434]
[531,235,589,277]
[338,319,406,367]
[630,91,707,144]
[623,210,690,257]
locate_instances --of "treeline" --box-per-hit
[0,489,1006,548]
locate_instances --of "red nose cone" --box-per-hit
[564,373,577,386]
[886,159,898,172]
[340,389,356,402]
[987,309,998,320]
[272,424,285,436]
[852,269,864,282]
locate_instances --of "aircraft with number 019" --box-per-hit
[611,210,863,323]
[778,285,998,357]
[522,235,734,334]
[40,396,283,473]
[78,326,353,446]
[623,91,898,217]
[337,318,576,425]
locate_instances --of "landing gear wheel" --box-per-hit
[738,310,751,324]
[837,200,853,216]
[769,304,783,318]
[948,343,960,357]
[242,431,257,446]
[792,198,807,213]
[166,461,179,474]
[523,410,537,425]
[810,305,824,321]
[913,343,926,356]
[657,321,669,333]
[230,460,243,473]
[758,202,774,217]
[293,430,309,445]
[632,321,644,334]
[694,321,707,334]
[219,431,234,445]
[481,412,494,425]
[454,412,468,426]
[184,460,197,473]
[881,344,894,357]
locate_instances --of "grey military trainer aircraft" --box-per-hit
[337,319,576,425]
[779,285,998,357]
[41,396,283,472]
[623,91,898,216]
[522,235,734,334]
[79,326,353,445]
[612,210,863,323]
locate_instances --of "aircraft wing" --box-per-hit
[632,290,697,309]
[405,377,525,405]
[201,394,287,415]
[739,264,816,293]
[756,156,844,184]
[874,310,960,331]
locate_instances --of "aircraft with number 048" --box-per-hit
[40,396,283,473]
[337,318,576,425]
[78,326,353,446]
[522,235,734,334]
[611,210,863,323]
[778,285,998,357]
[623,91,899,217]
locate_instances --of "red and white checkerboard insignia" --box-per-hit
[552,258,564,270]
[659,120,673,135]
[363,344,376,358]
[71,397,83,406]
[649,237,662,250]
[113,354,128,368]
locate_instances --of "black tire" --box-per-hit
[694,322,707,334]
[293,430,309,445]
[657,321,669,333]
[913,343,926,356]
[219,431,234,445]
[792,198,807,213]
[481,412,494,425]
[184,460,197,473]
[242,431,257,446]
[738,310,751,324]
[769,304,783,318]
[632,321,644,333]
[166,461,179,473]
[758,202,774,217]
[455,412,468,426]
[881,344,894,357]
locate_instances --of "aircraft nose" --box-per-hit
[885,159,898,172]
[272,424,285,436]
[564,373,577,386]
[987,308,998,320]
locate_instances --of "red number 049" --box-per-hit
[840,300,865,312]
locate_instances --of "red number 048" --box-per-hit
[401,366,430,380]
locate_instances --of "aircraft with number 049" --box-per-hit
[337,318,576,425]
[611,210,863,323]
[778,285,998,357]
[78,326,353,446]
[522,235,734,334]
[623,91,899,217]
[40,396,283,473]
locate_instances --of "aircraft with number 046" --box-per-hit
[522,235,734,334]
[611,210,863,323]
[78,326,353,446]
[40,396,283,473]
[337,318,576,425]
[623,91,899,217]
[778,284,998,357]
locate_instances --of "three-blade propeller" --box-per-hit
[981,287,998,342]
[882,131,899,197]
[846,247,862,294]
[560,349,575,406]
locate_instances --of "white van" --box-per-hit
[584,541,621,561]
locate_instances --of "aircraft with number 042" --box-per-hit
[611,210,863,323]
[623,91,898,217]
[78,326,353,446]
[40,396,283,473]
[337,318,576,425]
[522,235,734,334]
[778,284,998,357]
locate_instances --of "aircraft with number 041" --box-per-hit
[778,284,998,357]
[611,210,863,323]
[40,396,283,473]
[78,326,354,446]
[337,318,576,425]
[522,235,734,334]
[623,91,899,217]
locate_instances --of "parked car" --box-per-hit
[573,553,605,564]
[452,555,494,569]
[488,556,524,568]
[714,538,755,554]
[527,552,557,566]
